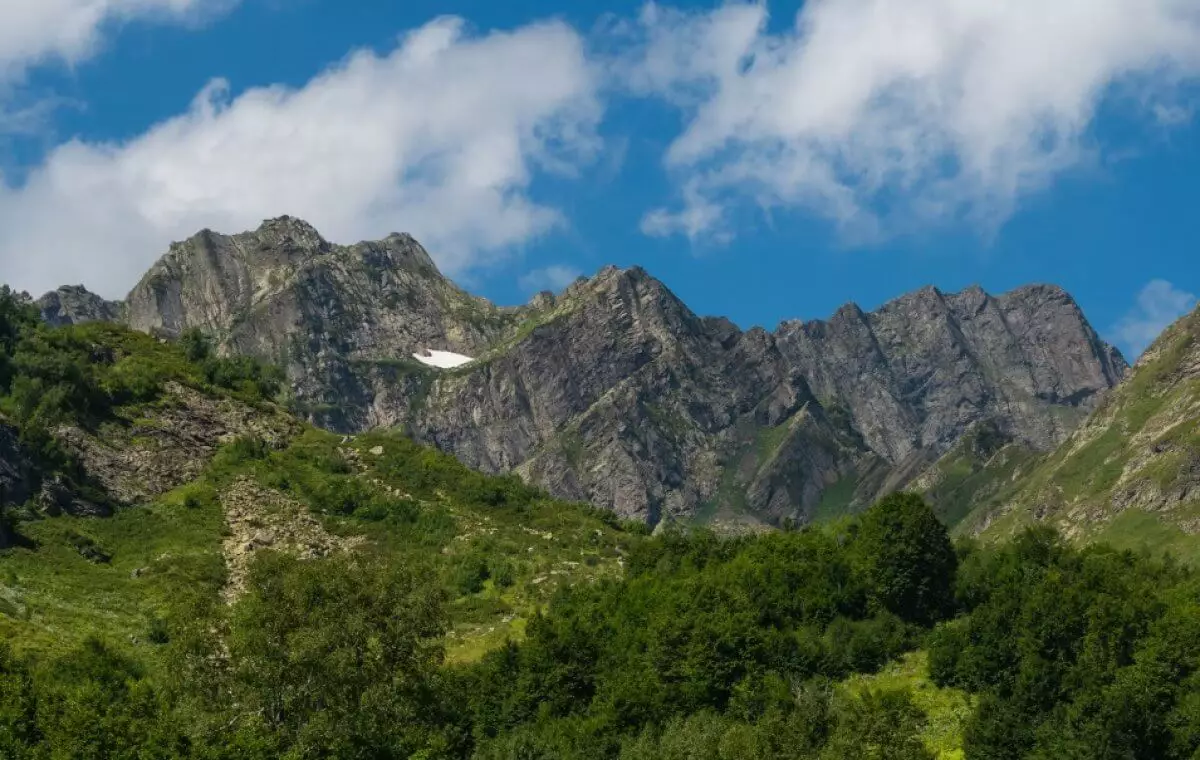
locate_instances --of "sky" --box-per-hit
[0,0,1197,359]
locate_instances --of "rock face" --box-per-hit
[964,302,1200,544]
[1,419,35,547]
[0,419,34,510]
[56,381,300,506]
[37,285,123,327]
[34,475,110,518]
[122,216,524,431]
[44,218,1129,526]
[774,284,1128,462]
[410,267,853,524]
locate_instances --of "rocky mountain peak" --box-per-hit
[254,214,325,243]
[774,283,1128,463]
[348,233,442,278]
[35,221,1131,526]
[529,291,557,311]
[36,285,123,327]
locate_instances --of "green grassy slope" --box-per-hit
[0,296,642,668]
[1,425,639,664]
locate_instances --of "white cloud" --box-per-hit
[518,264,582,293]
[622,0,1200,242]
[0,0,233,82]
[1113,279,1197,357]
[0,16,601,298]
[639,184,730,242]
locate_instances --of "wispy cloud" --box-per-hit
[0,0,236,82]
[519,264,582,293]
[1113,279,1197,357]
[0,17,601,297]
[0,0,237,146]
[620,0,1200,243]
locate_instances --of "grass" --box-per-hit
[1048,427,1128,501]
[753,422,791,465]
[813,473,858,522]
[242,426,634,661]
[927,445,1039,529]
[1093,507,1200,566]
[0,487,226,659]
[696,458,750,524]
[841,650,973,760]
[556,428,586,470]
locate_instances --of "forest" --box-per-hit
[5,495,1200,758]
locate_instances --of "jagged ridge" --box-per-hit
[37,218,1129,526]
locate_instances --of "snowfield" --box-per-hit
[412,349,475,369]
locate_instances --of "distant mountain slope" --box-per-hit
[776,283,1127,459]
[0,303,633,660]
[962,301,1200,555]
[38,218,1128,526]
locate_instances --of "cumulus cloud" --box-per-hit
[0,0,233,81]
[1113,279,1197,357]
[0,16,601,298]
[621,0,1200,242]
[518,264,583,293]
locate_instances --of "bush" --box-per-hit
[490,559,517,589]
[4,638,189,757]
[217,435,273,467]
[221,552,453,757]
[179,328,212,363]
[454,554,491,595]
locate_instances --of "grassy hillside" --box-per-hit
[0,426,637,660]
[0,288,640,659]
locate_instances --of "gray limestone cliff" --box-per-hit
[41,218,1129,526]
[121,216,525,431]
[774,284,1126,461]
[37,285,123,327]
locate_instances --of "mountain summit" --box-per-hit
[41,218,1128,526]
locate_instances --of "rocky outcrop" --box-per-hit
[123,217,525,431]
[35,475,110,518]
[0,419,35,548]
[774,284,1128,461]
[37,285,123,327]
[44,218,1128,526]
[57,382,301,506]
[221,477,365,603]
[0,419,34,509]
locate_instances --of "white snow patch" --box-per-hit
[412,349,475,369]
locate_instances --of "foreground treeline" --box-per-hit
[5,489,1200,759]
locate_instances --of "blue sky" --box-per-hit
[0,0,1198,358]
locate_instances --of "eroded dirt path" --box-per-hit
[221,477,365,603]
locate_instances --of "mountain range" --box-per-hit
[34,216,1131,529]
